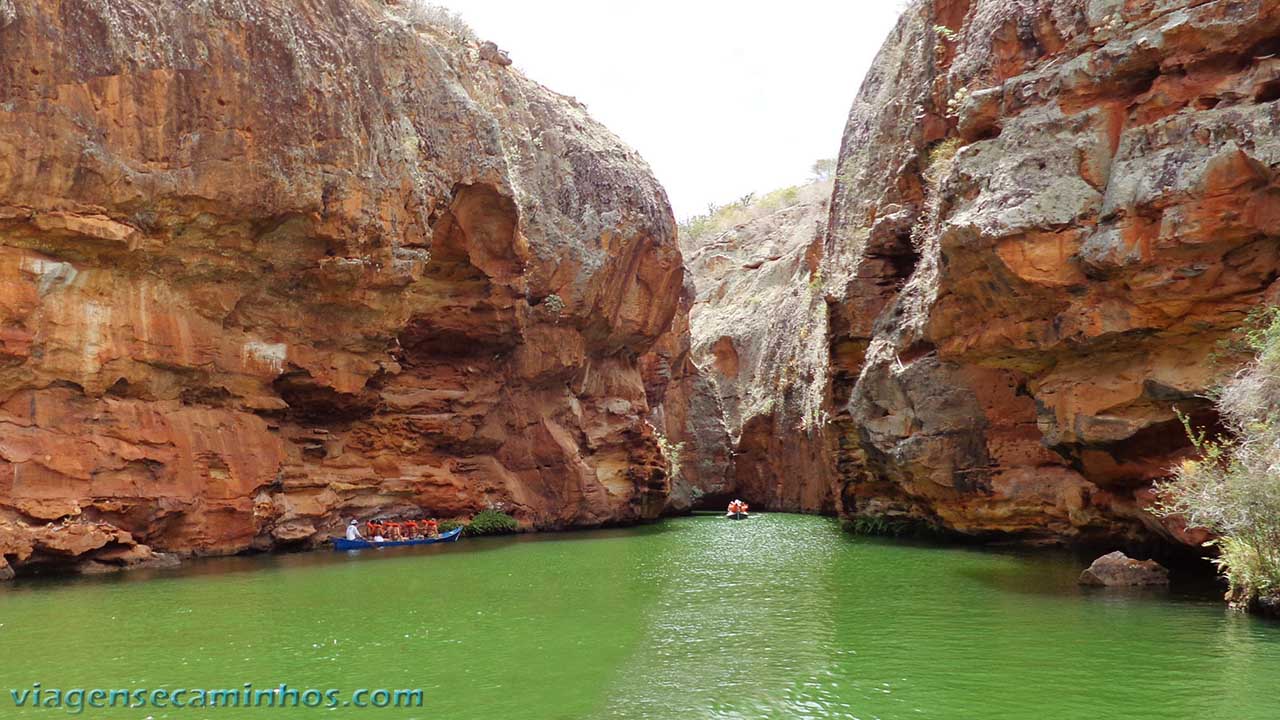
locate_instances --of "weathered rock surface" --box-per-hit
[0,0,681,576]
[669,184,836,512]
[1078,551,1170,586]
[823,0,1280,544]
[641,280,735,512]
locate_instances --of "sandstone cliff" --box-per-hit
[657,183,836,513]
[0,0,682,578]
[825,0,1280,544]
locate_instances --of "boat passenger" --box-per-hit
[425,519,439,538]
[346,520,364,541]
[404,519,420,538]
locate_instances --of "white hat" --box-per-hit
[349,520,357,525]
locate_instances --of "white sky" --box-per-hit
[441,1,906,220]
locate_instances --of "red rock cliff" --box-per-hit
[824,0,1280,544]
[0,0,682,578]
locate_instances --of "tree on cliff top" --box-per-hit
[1157,307,1280,609]
[810,158,835,182]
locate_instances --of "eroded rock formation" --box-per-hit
[824,0,1280,544]
[664,184,836,513]
[641,281,735,513]
[0,0,681,577]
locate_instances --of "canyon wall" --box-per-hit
[0,0,682,578]
[664,184,836,513]
[824,0,1280,544]
[3,0,1269,579]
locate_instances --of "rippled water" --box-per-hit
[1,514,1278,719]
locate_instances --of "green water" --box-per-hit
[1,514,1278,719]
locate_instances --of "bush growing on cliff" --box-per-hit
[1209,305,1280,372]
[655,431,685,480]
[923,138,961,187]
[464,509,519,536]
[399,2,476,43]
[1156,307,1280,608]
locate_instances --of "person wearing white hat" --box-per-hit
[345,519,365,541]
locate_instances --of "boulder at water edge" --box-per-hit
[1078,552,1169,587]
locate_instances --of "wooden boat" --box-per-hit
[332,527,463,551]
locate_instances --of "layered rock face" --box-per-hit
[825,0,1280,544]
[667,184,836,513]
[640,281,735,513]
[0,0,681,577]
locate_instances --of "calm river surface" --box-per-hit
[1,513,1278,719]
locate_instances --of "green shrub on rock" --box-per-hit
[1157,306,1280,611]
[464,509,518,536]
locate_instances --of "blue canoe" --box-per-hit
[332,527,463,551]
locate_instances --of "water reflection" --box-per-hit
[604,515,845,718]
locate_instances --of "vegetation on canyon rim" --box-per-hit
[1157,307,1280,609]
[679,159,834,244]
[397,1,475,41]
